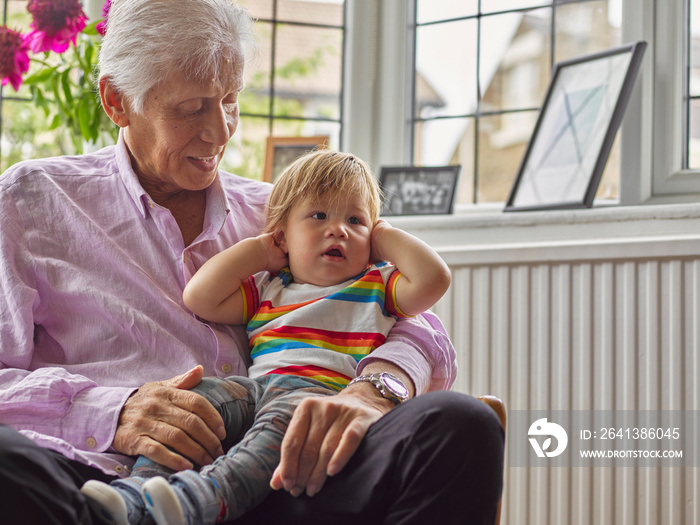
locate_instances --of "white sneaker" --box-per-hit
[80,480,129,525]
[141,476,186,525]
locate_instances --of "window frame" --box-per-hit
[620,0,700,205]
[342,0,413,169]
[646,0,700,200]
[240,3,347,145]
[344,0,700,210]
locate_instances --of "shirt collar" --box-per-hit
[114,129,231,237]
[115,130,150,219]
[201,175,231,241]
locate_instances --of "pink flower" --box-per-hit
[0,26,30,91]
[96,0,112,37]
[26,0,88,54]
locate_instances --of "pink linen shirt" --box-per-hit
[0,133,456,476]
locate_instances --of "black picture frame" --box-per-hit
[504,41,647,212]
[379,165,461,216]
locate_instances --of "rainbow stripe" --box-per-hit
[327,270,386,309]
[248,268,391,332]
[245,264,402,389]
[250,325,387,361]
[240,276,259,324]
[265,365,351,391]
[384,270,410,318]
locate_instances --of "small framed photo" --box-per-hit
[264,136,329,183]
[379,165,461,216]
[505,41,647,212]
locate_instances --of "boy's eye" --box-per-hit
[348,216,361,225]
[311,212,327,220]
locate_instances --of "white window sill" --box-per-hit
[385,201,700,250]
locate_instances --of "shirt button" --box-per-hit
[115,465,123,474]
[86,437,97,448]
[148,200,155,208]
[221,363,232,374]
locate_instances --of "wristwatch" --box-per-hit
[347,372,409,405]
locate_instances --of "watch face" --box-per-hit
[383,374,408,397]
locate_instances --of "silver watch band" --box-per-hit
[347,372,409,404]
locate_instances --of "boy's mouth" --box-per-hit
[324,248,344,258]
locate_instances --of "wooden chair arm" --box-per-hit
[477,395,506,525]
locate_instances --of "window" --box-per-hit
[412,0,623,206]
[344,0,700,209]
[627,0,700,203]
[2,0,698,206]
[227,0,346,180]
[0,0,60,172]
[688,0,700,168]
[0,0,346,181]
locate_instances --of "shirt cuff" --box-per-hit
[62,386,137,453]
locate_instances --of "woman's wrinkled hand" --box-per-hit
[112,366,226,471]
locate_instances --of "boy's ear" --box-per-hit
[99,78,130,128]
[274,230,288,254]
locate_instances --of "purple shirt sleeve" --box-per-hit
[357,310,457,394]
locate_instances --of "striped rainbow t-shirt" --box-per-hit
[241,263,408,391]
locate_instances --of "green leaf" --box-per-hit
[34,88,48,114]
[78,97,93,142]
[84,44,94,71]
[82,21,101,36]
[23,67,56,85]
[61,71,74,105]
[48,113,62,130]
[91,102,105,142]
[50,76,63,111]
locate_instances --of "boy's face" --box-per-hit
[279,193,373,287]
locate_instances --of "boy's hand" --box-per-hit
[370,219,392,263]
[258,232,288,273]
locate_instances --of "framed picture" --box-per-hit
[379,165,461,216]
[504,41,647,212]
[263,136,329,182]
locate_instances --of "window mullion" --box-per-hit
[343,0,412,170]
[618,0,655,204]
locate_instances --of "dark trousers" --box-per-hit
[0,392,504,525]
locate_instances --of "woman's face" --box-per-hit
[122,51,245,197]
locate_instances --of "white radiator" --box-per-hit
[428,231,700,525]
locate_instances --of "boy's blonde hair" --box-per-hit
[265,149,382,233]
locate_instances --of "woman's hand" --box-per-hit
[112,366,226,471]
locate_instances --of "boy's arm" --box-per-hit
[371,220,451,316]
[183,233,288,325]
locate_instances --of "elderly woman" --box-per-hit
[0,1,503,524]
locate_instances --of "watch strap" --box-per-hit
[347,372,409,404]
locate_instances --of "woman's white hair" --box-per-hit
[98,0,256,114]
